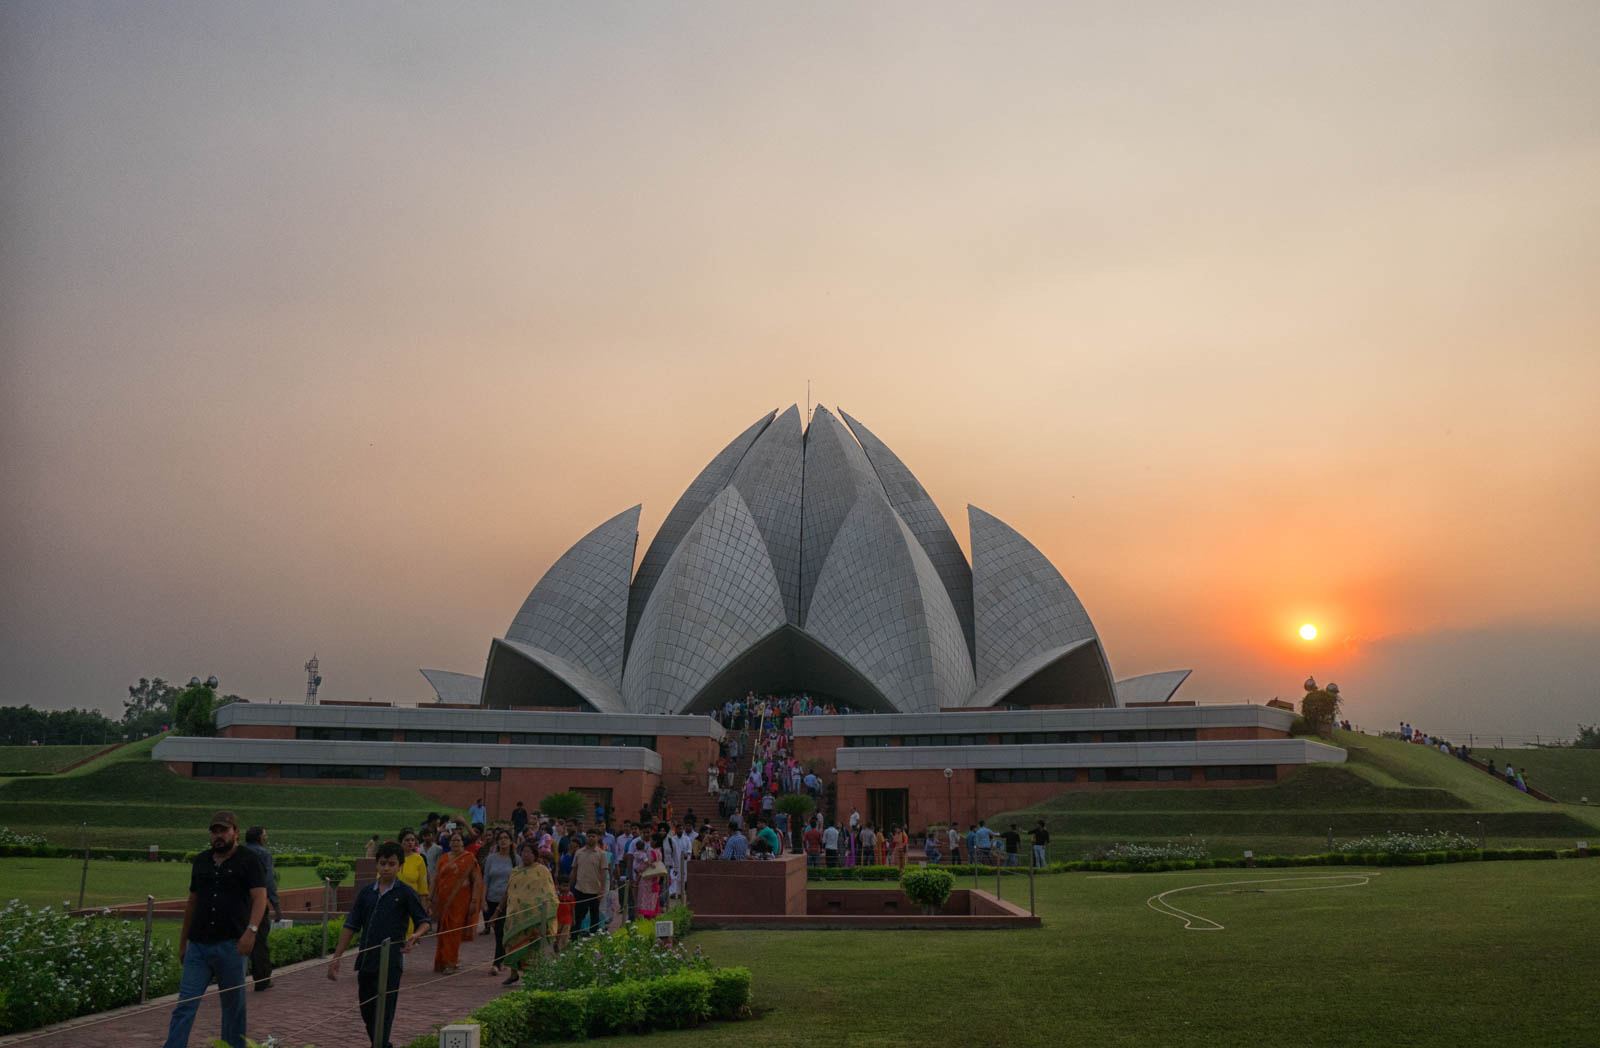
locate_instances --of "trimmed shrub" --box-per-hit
[314,860,352,885]
[585,980,646,1035]
[266,919,344,966]
[640,970,713,1029]
[708,966,753,1019]
[900,866,956,909]
[525,989,591,1042]
[470,994,528,1048]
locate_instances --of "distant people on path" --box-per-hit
[468,798,488,826]
[420,828,443,882]
[1032,821,1051,867]
[496,842,558,985]
[398,830,429,931]
[163,810,267,1048]
[632,836,666,917]
[948,825,961,865]
[572,834,607,938]
[924,826,941,864]
[430,829,482,973]
[481,831,516,973]
[721,822,750,861]
[241,825,281,991]
[1002,825,1022,867]
[364,835,379,858]
[511,800,529,838]
[327,840,430,1048]
[822,820,839,866]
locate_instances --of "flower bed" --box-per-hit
[1335,830,1477,855]
[0,900,179,1034]
[403,909,751,1047]
[404,968,752,1048]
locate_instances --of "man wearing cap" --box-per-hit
[163,810,268,1048]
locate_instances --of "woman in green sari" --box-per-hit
[495,840,559,985]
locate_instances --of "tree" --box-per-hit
[0,705,120,746]
[1574,724,1600,750]
[1300,688,1341,736]
[122,677,179,737]
[171,682,217,737]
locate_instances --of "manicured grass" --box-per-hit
[0,856,324,909]
[990,730,1600,859]
[1471,747,1600,804]
[0,745,108,775]
[631,860,1599,1047]
[0,735,454,853]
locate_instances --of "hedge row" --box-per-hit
[266,919,345,967]
[402,967,752,1048]
[0,843,335,867]
[805,847,1587,879]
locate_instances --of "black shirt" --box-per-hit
[188,846,267,944]
[343,880,430,973]
[1032,826,1051,846]
[1002,831,1021,853]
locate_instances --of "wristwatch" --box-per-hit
[246,924,259,933]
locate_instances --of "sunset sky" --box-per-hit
[3,2,1597,741]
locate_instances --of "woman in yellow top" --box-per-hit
[398,829,430,932]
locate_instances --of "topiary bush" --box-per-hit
[314,860,352,885]
[900,866,956,912]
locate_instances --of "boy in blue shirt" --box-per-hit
[328,841,431,1048]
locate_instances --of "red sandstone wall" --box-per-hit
[835,765,1288,828]
[654,735,720,780]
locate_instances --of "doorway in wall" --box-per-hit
[567,787,614,823]
[867,788,909,833]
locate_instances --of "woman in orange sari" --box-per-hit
[891,825,908,868]
[430,829,482,973]
[873,824,888,866]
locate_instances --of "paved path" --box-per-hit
[9,933,509,1048]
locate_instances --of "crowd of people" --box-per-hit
[1393,722,1535,793]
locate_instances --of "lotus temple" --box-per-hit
[156,406,1343,827]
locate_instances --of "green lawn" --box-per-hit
[1471,747,1600,804]
[0,856,324,909]
[0,744,108,775]
[993,730,1600,859]
[619,860,1599,1048]
[0,734,454,854]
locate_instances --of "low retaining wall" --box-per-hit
[685,853,806,916]
[695,887,1039,929]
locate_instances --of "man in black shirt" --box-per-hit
[1031,819,1051,868]
[163,810,268,1048]
[329,840,431,1048]
[1003,825,1023,867]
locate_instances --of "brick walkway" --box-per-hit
[8,933,510,1048]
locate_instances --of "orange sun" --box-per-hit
[1299,624,1318,641]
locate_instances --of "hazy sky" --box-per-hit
[4,2,1597,741]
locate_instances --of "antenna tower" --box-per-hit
[304,654,323,705]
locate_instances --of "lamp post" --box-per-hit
[943,768,953,847]
[480,765,494,822]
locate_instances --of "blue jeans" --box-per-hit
[164,939,246,1048]
[1033,844,1047,867]
[1006,853,1018,866]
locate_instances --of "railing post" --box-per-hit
[77,822,89,910]
[1028,858,1035,916]
[321,878,332,956]
[995,853,1001,900]
[373,937,392,1048]
[139,895,155,1002]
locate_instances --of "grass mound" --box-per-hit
[0,733,448,853]
[1468,747,1600,803]
[0,745,108,775]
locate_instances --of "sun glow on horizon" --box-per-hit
[1299,623,1318,641]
